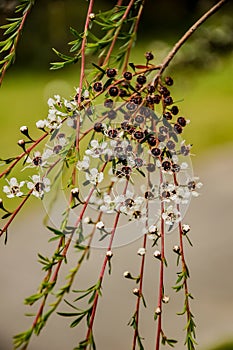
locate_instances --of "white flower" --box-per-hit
[86,168,104,185]
[76,156,90,171]
[27,175,50,198]
[148,225,158,234]
[3,177,25,198]
[162,205,181,226]
[137,247,146,256]
[24,151,48,169]
[85,140,107,158]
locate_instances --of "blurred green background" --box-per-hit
[0,1,233,350]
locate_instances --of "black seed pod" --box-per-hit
[177,117,186,127]
[131,95,142,105]
[93,81,103,92]
[108,110,117,120]
[109,86,119,97]
[119,89,127,98]
[136,75,147,85]
[172,163,181,173]
[94,123,103,132]
[135,114,145,124]
[145,191,154,199]
[126,101,136,111]
[171,105,179,115]
[108,129,118,138]
[145,51,154,61]
[147,135,157,147]
[174,123,183,134]
[151,147,161,157]
[146,163,156,172]
[164,96,173,106]
[159,86,170,97]
[163,112,172,120]
[165,76,174,86]
[123,71,133,80]
[162,160,171,171]
[134,158,143,167]
[106,68,117,78]
[147,85,156,94]
[134,130,144,140]
[166,140,176,150]
[153,94,161,104]
[104,98,114,108]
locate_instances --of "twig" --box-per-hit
[153,0,228,83]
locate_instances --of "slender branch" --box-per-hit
[0,189,33,237]
[102,0,135,66]
[122,0,145,72]
[153,0,227,82]
[0,1,34,86]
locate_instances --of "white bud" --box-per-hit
[155,307,161,315]
[96,221,105,229]
[182,224,190,234]
[148,225,158,234]
[89,13,95,20]
[106,250,113,258]
[153,250,161,259]
[71,187,79,197]
[83,216,92,224]
[20,126,28,133]
[173,245,180,254]
[133,288,140,296]
[18,139,25,146]
[162,295,170,304]
[137,247,146,256]
[123,271,132,279]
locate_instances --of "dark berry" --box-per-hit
[125,198,134,207]
[171,105,179,115]
[188,181,196,190]
[123,71,133,80]
[151,147,161,157]
[146,95,154,104]
[177,117,186,127]
[94,122,103,132]
[104,98,114,108]
[172,164,181,173]
[122,166,132,175]
[124,114,131,120]
[75,93,84,102]
[93,81,103,92]
[163,112,172,120]
[135,83,142,90]
[135,114,144,124]
[108,109,117,120]
[181,145,190,156]
[109,86,119,97]
[153,94,161,104]
[145,51,154,61]
[166,140,176,150]
[128,127,136,134]
[164,96,173,106]
[119,89,127,98]
[162,191,170,198]
[159,126,168,134]
[145,191,154,199]
[140,106,151,117]
[147,85,156,94]
[126,101,136,111]
[158,133,166,142]
[121,121,130,130]
[134,158,143,167]
[159,86,170,97]
[131,95,142,105]
[146,163,156,172]
[147,135,157,147]
[162,160,171,171]
[134,130,144,140]
[165,76,174,86]
[106,68,117,78]
[136,75,147,85]
[33,156,42,166]
[108,129,118,138]
[174,123,183,134]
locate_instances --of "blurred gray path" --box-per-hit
[0,144,233,350]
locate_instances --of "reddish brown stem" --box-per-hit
[0,132,48,179]
[0,3,33,86]
[0,189,33,238]
[102,0,135,66]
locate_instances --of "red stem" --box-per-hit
[0,189,33,237]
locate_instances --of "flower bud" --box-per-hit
[96,221,105,230]
[123,271,133,279]
[71,187,79,199]
[153,250,161,260]
[155,307,161,315]
[182,224,190,235]
[89,13,95,20]
[137,247,146,256]
[162,295,170,304]
[17,139,26,151]
[106,250,113,259]
[83,216,92,224]
[133,288,140,297]
[173,245,180,254]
